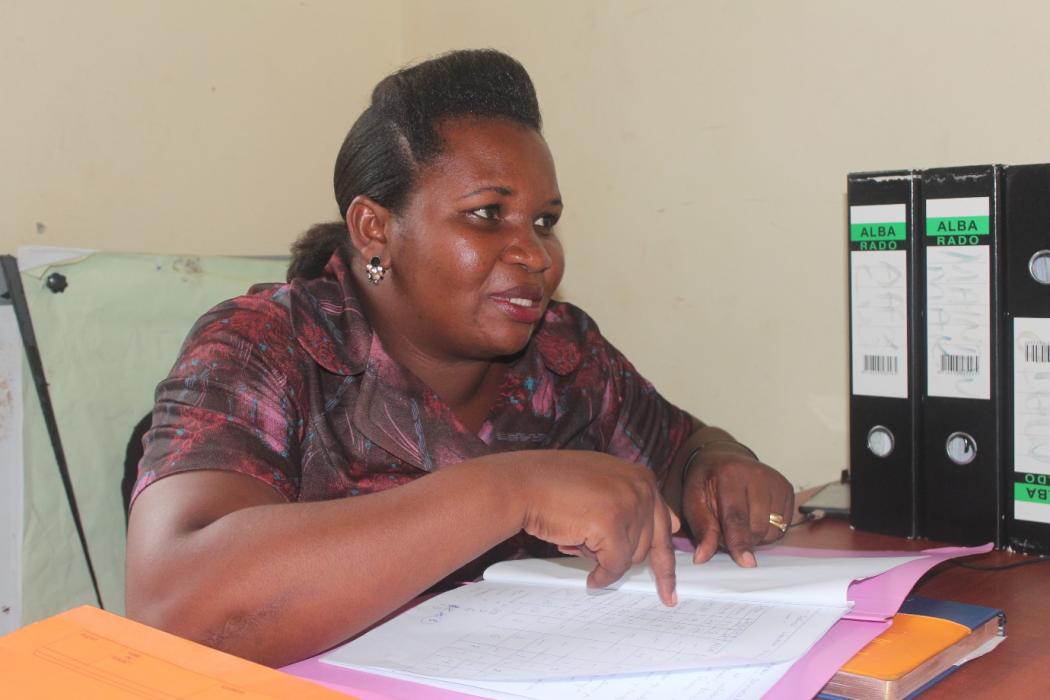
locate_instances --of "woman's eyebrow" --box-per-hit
[457,187,563,208]
[458,185,513,199]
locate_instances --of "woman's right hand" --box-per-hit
[506,451,680,607]
[126,449,678,666]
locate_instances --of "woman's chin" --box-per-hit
[478,328,537,361]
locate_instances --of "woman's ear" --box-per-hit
[346,195,392,265]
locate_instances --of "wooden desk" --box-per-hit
[781,518,1049,699]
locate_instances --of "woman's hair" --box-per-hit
[287,49,542,281]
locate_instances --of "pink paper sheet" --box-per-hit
[281,542,992,700]
[762,543,992,700]
[280,656,482,699]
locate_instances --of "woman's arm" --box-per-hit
[661,424,795,567]
[552,314,793,568]
[126,449,677,667]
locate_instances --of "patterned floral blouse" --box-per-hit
[134,251,695,573]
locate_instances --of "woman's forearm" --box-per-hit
[126,457,526,667]
[661,423,754,517]
[127,449,677,666]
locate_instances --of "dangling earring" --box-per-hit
[365,256,386,285]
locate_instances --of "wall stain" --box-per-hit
[172,256,203,277]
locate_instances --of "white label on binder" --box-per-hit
[1014,500,1050,525]
[925,245,991,399]
[925,196,990,218]
[1013,317,1050,524]
[850,203,907,226]
[850,249,908,398]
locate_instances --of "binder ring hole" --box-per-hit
[945,432,977,466]
[866,426,895,458]
[1029,250,1050,285]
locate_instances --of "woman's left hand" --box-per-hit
[681,447,794,567]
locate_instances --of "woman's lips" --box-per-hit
[490,287,545,323]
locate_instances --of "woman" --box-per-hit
[126,49,794,667]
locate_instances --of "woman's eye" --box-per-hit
[534,213,559,230]
[469,205,500,221]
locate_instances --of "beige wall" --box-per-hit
[6,1,1050,487]
[404,0,1050,487]
[1,0,402,255]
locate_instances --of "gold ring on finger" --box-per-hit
[768,513,788,533]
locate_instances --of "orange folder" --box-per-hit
[0,605,355,699]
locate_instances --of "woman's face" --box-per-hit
[385,117,565,362]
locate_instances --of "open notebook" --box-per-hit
[320,551,921,699]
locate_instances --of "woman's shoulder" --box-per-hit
[533,300,615,376]
[187,283,297,345]
[181,260,370,380]
[167,285,303,384]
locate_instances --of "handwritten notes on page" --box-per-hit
[332,581,844,680]
[323,551,919,685]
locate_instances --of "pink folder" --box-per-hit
[281,543,992,699]
[762,543,991,699]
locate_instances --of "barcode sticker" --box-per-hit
[863,355,899,375]
[1024,341,1050,364]
[940,354,980,375]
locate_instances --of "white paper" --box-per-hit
[925,245,991,399]
[335,580,844,680]
[362,659,795,700]
[850,249,909,399]
[322,551,918,684]
[0,306,24,634]
[955,635,1006,665]
[483,552,917,609]
[1013,317,1050,523]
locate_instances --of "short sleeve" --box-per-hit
[132,294,306,504]
[540,304,695,482]
[597,339,696,484]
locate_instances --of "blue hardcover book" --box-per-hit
[818,596,1005,700]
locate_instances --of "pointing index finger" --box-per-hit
[650,502,678,606]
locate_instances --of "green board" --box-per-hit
[20,251,288,623]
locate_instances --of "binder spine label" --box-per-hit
[850,204,908,399]
[925,197,992,400]
[926,197,991,246]
[1013,317,1050,524]
[849,203,907,250]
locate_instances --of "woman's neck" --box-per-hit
[394,344,509,433]
[354,274,509,433]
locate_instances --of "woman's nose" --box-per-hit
[503,224,553,273]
